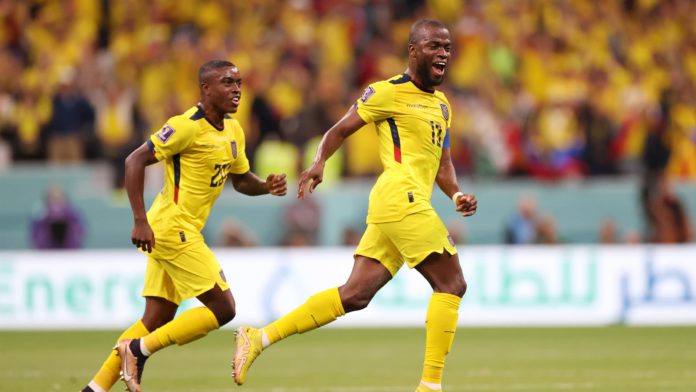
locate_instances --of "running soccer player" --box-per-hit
[81,60,287,392]
[232,19,477,392]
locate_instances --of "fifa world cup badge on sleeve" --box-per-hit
[231,141,238,159]
[156,124,176,143]
[360,86,375,103]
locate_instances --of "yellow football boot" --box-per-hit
[232,326,263,385]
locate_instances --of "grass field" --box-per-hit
[1,327,695,392]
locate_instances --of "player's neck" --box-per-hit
[198,102,225,130]
[404,68,435,93]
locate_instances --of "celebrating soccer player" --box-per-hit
[81,60,287,392]
[233,19,477,392]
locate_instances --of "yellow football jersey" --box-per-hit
[146,104,250,246]
[356,74,452,223]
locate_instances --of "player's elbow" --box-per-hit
[125,150,146,172]
[229,172,251,194]
[124,150,137,169]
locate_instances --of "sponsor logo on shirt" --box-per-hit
[360,86,375,103]
[406,104,430,110]
[156,124,175,143]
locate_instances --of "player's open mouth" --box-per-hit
[231,97,240,105]
[433,62,446,77]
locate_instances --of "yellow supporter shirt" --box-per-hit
[355,74,452,224]
[146,104,250,247]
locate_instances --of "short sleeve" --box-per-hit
[446,103,452,129]
[147,117,195,161]
[229,122,251,174]
[441,96,452,129]
[355,82,395,124]
[440,95,452,149]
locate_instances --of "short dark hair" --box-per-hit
[198,60,236,85]
[408,19,448,45]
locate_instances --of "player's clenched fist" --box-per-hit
[266,173,287,196]
[455,193,477,217]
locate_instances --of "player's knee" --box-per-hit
[340,289,373,312]
[142,313,175,330]
[212,302,236,326]
[457,278,468,297]
[216,307,236,326]
[439,276,467,298]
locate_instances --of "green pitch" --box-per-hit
[1,327,694,391]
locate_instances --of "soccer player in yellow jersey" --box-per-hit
[233,20,477,392]
[81,60,287,392]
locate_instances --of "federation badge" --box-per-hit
[231,140,238,159]
[440,103,449,122]
[156,124,175,143]
[360,86,375,103]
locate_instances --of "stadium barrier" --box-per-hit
[5,165,696,248]
[1,245,695,329]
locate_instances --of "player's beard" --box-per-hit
[417,57,444,87]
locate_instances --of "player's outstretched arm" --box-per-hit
[436,147,477,217]
[230,171,287,196]
[125,142,160,252]
[298,105,366,199]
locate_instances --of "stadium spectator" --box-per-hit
[232,19,478,392]
[644,176,694,243]
[504,195,538,244]
[578,90,619,175]
[218,217,258,247]
[30,184,85,249]
[341,226,363,246]
[45,67,96,162]
[253,134,301,184]
[281,197,321,246]
[624,229,642,244]
[598,218,619,244]
[2,1,695,181]
[535,215,561,244]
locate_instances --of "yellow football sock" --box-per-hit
[91,320,150,390]
[263,287,345,344]
[142,307,220,355]
[421,292,461,385]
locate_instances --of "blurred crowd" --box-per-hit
[0,0,695,184]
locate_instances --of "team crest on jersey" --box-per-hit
[440,104,449,122]
[231,140,238,158]
[156,124,175,143]
[360,86,375,103]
